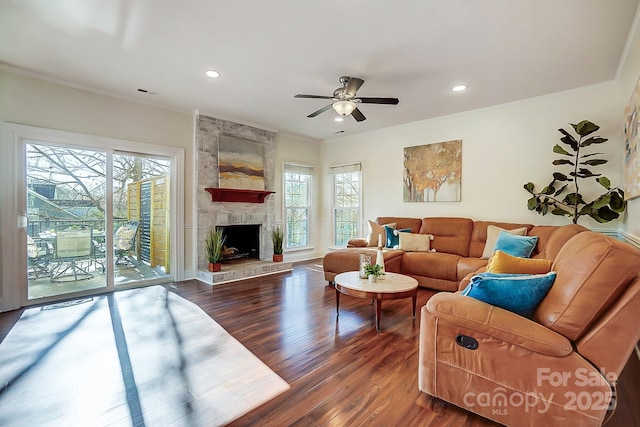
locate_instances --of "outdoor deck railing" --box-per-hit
[27,219,129,237]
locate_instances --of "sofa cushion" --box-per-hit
[534,231,640,341]
[457,258,488,283]
[419,217,473,257]
[487,250,553,274]
[461,272,556,317]
[493,232,538,258]
[481,225,528,259]
[402,251,460,282]
[366,220,396,247]
[398,232,434,252]
[469,221,534,258]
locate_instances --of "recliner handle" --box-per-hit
[455,334,479,350]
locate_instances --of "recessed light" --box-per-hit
[205,70,221,79]
[334,117,344,122]
[452,85,468,92]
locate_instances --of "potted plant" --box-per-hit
[363,263,385,282]
[205,228,225,272]
[524,120,626,224]
[272,226,284,262]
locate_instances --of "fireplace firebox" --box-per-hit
[216,224,260,261]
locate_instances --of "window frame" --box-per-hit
[330,163,362,247]
[283,163,313,250]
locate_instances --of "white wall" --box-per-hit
[0,69,196,278]
[320,82,624,251]
[274,132,323,262]
[617,13,640,239]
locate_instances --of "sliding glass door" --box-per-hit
[112,153,171,287]
[26,143,107,300]
[0,123,183,309]
[25,145,175,300]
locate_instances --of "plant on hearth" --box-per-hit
[205,228,225,271]
[272,225,284,262]
[272,226,283,255]
[524,120,626,224]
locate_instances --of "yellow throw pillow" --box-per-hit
[398,232,436,252]
[366,220,396,247]
[481,225,528,259]
[487,250,553,274]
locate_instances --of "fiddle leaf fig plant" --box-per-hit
[524,120,626,224]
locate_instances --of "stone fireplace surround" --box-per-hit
[196,115,291,283]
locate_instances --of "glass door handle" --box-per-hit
[18,215,28,229]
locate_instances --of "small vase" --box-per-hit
[212,262,222,272]
[368,274,377,283]
[273,253,283,262]
[375,246,385,279]
[359,253,372,278]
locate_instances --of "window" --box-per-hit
[284,163,312,249]
[331,163,361,246]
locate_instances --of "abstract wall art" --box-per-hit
[218,135,265,190]
[403,139,462,202]
[623,75,640,200]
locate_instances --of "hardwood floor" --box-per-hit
[0,260,638,426]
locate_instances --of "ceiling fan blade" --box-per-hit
[351,107,366,122]
[307,104,333,118]
[358,97,399,105]
[344,77,364,98]
[295,94,333,99]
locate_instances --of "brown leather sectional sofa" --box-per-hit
[323,216,586,290]
[323,216,640,426]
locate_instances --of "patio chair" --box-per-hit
[114,220,139,267]
[92,234,106,273]
[50,227,94,282]
[27,235,53,279]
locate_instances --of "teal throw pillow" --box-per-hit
[493,231,538,258]
[384,226,411,248]
[461,272,556,317]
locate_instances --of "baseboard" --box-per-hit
[617,230,640,249]
[591,228,640,248]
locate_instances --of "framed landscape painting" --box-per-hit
[623,75,640,200]
[218,135,265,190]
[403,140,462,202]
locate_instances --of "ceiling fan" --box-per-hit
[294,76,399,122]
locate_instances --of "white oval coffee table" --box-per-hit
[334,271,419,331]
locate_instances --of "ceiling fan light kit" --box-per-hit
[333,100,356,116]
[295,76,399,123]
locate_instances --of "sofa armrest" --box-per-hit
[347,238,368,248]
[425,292,572,357]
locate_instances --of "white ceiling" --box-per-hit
[1,0,639,140]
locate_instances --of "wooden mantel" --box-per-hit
[205,188,275,203]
